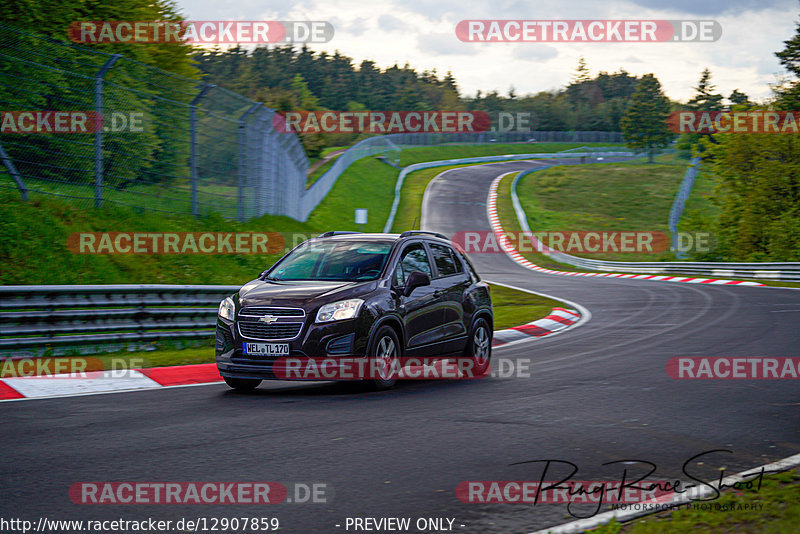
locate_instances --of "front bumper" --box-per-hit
[215,317,370,381]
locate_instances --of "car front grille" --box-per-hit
[238,321,303,340]
[239,307,305,317]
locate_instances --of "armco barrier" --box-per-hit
[383,150,639,232]
[509,166,800,282]
[0,285,238,357]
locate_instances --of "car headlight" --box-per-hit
[315,299,364,323]
[218,297,235,322]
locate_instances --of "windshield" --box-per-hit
[266,241,393,282]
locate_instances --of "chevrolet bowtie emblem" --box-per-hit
[259,315,279,324]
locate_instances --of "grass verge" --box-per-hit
[497,167,800,288]
[592,468,800,533]
[390,163,484,233]
[387,143,624,233]
[514,154,686,262]
[0,142,619,286]
[489,283,566,331]
[0,190,315,285]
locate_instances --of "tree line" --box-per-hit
[1,0,798,261]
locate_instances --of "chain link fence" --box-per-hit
[385,131,625,146]
[0,22,629,223]
[0,22,310,221]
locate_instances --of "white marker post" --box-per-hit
[355,208,368,232]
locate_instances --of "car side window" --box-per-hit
[451,248,464,273]
[394,243,432,285]
[452,248,477,282]
[429,243,459,277]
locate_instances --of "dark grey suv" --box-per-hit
[215,231,493,390]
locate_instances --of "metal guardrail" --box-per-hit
[0,285,238,358]
[308,132,627,223]
[509,166,800,282]
[383,149,638,232]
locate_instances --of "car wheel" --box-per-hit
[370,325,400,390]
[223,376,262,391]
[465,317,492,376]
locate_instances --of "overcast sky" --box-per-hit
[173,0,798,103]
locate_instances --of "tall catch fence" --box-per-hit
[0,23,309,221]
[0,22,626,222]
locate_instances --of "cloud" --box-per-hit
[623,55,644,63]
[626,0,790,15]
[512,44,558,61]
[378,14,411,32]
[339,16,370,36]
[418,33,480,55]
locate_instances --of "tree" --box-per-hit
[679,69,724,153]
[290,74,320,110]
[687,68,724,111]
[0,0,197,78]
[706,134,800,260]
[728,89,751,106]
[775,18,800,109]
[694,16,800,262]
[620,74,672,162]
[572,56,591,85]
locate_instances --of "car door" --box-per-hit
[392,242,445,356]
[427,242,471,353]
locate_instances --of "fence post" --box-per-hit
[253,108,270,218]
[189,83,214,217]
[93,54,122,209]
[0,140,27,200]
[669,157,702,259]
[237,103,262,222]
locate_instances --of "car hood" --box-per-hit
[237,279,372,308]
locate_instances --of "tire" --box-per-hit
[223,376,262,391]
[465,317,492,376]
[369,325,401,390]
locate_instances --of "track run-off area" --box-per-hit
[2,159,799,534]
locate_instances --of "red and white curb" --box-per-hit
[487,175,765,286]
[0,364,223,402]
[492,307,581,347]
[0,303,582,401]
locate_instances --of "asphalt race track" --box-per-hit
[2,160,799,534]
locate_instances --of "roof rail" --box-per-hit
[317,231,362,238]
[399,230,449,240]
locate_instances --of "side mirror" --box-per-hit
[403,271,430,297]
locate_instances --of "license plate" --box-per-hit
[243,343,289,356]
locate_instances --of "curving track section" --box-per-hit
[1,160,798,534]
